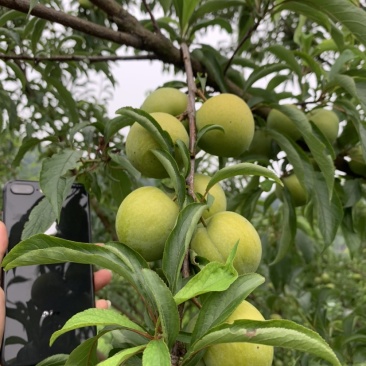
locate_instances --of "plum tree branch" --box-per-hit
[1,0,248,101]
[0,53,159,63]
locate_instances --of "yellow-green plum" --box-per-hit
[247,129,273,159]
[115,186,179,262]
[125,112,189,179]
[141,87,188,116]
[203,300,274,366]
[307,108,339,143]
[348,145,366,177]
[277,173,308,207]
[190,211,262,274]
[267,105,302,141]
[196,93,255,157]
[193,173,227,219]
[78,0,93,9]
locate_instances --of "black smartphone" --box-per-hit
[1,180,96,366]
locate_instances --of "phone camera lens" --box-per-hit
[10,184,35,195]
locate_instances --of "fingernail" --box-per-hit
[106,300,112,309]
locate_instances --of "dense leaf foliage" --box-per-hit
[1,0,366,365]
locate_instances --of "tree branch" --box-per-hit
[0,53,159,63]
[1,0,254,107]
[0,0,142,48]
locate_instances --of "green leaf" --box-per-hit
[104,115,133,142]
[116,107,173,153]
[50,308,147,346]
[266,45,302,81]
[151,149,186,208]
[21,197,56,240]
[273,104,335,196]
[142,339,170,366]
[190,273,265,345]
[31,18,47,53]
[141,269,180,349]
[108,151,141,180]
[181,0,200,35]
[206,163,282,193]
[175,138,190,178]
[312,173,344,246]
[244,64,288,91]
[271,189,297,265]
[44,76,79,124]
[36,354,68,366]
[28,0,40,17]
[173,245,238,305]
[329,49,355,80]
[162,202,208,295]
[64,328,116,366]
[13,136,57,167]
[6,61,27,91]
[0,10,26,27]
[289,0,366,48]
[40,149,83,220]
[191,47,228,92]
[196,124,225,146]
[187,319,342,366]
[98,345,146,366]
[158,0,172,14]
[189,0,246,24]
[1,235,149,293]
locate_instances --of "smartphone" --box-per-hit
[1,180,96,366]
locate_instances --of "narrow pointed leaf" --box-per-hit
[40,149,83,220]
[162,202,207,295]
[190,273,265,344]
[206,163,282,193]
[21,197,56,240]
[186,319,342,366]
[50,309,147,346]
[173,251,238,305]
[151,149,186,208]
[116,107,173,153]
[97,345,145,366]
[141,269,180,349]
[36,354,68,366]
[271,189,297,265]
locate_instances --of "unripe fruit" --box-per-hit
[267,105,302,141]
[247,129,273,158]
[190,211,262,274]
[193,173,227,219]
[78,0,93,9]
[196,94,255,157]
[277,174,307,207]
[140,87,188,116]
[307,108,339,143]
[348,145,366,177]
[125,112,189,179]
[203,300,274,366]
[115,186,179,261]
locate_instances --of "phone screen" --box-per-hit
[1,181,95,366]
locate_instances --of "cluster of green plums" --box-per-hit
[115,87,273,365]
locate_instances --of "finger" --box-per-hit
[0,288,4,344]
[96,299,111,309]
[0,221,8,260]
[93,269,113,292]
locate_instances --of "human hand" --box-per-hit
[0,221,112,344]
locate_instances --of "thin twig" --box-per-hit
[0,53,159,63]
[223,2,272,75]
[142,0,161,34]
